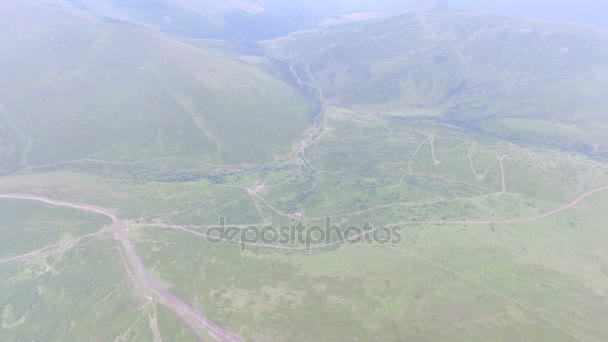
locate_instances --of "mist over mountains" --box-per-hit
[2,1,608,341]
[42,0,608,41]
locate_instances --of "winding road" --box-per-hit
[0,193,241,342]
[1,182,607,338]
[136,183,608,252]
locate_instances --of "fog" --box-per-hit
[264,0,608,33]
[448,0,608,28]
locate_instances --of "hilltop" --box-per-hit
[264,12,608,156]
[0,0,315,173]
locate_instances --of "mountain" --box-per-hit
[41,0,261,39]
[41,0,428,40]
[449,0,608,28]
[3,2,608,342]
[39,1,608,42]
[264,11,608,155]
[0,0,314,174]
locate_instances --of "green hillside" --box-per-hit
[0,1,314,174]
[264,13,608,156]
[43,0,427,40]
[3,1,608,341]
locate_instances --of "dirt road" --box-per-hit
[2,184,607,337]
[392,185,608,226]
[0,193,240,342]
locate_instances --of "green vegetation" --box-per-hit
[0,202,159,341]
[264,12,608,157]
[2,1,608,341]
[0,200,109,260]
[0,1,314,174]
[3,107,608,339]
[129,187,608,340]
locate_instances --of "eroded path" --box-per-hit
[137,184,608,252]
[0,194,240,342]
[2,182,608,340]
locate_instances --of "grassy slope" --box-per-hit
[2,111,608,340]
[264,12,608,156]
[0,201,199,341]
[2,3,608,342]
[124,132,608,340]
[45,0,426,40]
[0,200,109,260]
[0,236,199,341]
[130,197,608,341]
[44,0,308,40]
[0,1,314,173]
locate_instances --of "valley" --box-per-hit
[1,1,608,341]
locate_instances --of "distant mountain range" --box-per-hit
[42,0,608,42]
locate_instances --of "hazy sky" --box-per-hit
[448,0,608,27]
[278,0,608,28]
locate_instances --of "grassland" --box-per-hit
[2,101,608,340]
[0,0,315,174]
[0,233,198,341]
[263,12,608,158]
[2,3,608,342]
[0,200,200,341]
[0,200,109,261]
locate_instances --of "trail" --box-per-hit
[249,151,509,221]
[246,185,271,225]
[392,185,608,227]
[0,229,104,266]
[407,136,431,175]
[2,180,606,340]
[136,222,385,252]
[5,63,328,183]
[429,134,440,165]
[140,186,608,251]
[9,156,236,176]
[433,141,470,166]
[467,144,501,181]
[0,194,240,342]
[248,190,299,219]
[408,133,461,172]
[499,156,507,194]
[6,151,311,179]
[139,185,608,251]
[405,135,503,186]
[148,305,163,342]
